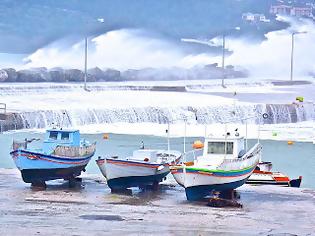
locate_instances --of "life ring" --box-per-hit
[262,113,269,119]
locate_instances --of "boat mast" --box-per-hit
[183,118,187,153]
[245,121,248,151]
[167,121,170,158]
[256,113,262,144]
[224,123,227,158]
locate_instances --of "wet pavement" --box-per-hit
[0,169,314,236]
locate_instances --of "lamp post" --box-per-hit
[84,36,88,91]
[222,27,240,88]
[290,31,307,81]
[221,34,226,88]
[83,18,105,91]
[181,27,239,88]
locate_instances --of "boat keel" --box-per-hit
[20,165,87,183]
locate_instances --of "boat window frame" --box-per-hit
[61,132,70,140]
[49,131,59,140]
[207,141,234,155]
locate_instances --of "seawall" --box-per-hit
[0,102,313,133]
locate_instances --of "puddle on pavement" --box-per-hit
[79,214,124,221]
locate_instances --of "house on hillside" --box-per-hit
[242,13,270,23]
[290,6,313,17]
[270,4,313,18]
[270,5,292,15]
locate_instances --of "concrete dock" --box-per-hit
[0,168,314,236]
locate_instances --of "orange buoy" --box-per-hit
[103,134,109,140]
[287,140,294,145]
[193,140,204,149]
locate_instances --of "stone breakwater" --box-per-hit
[0,169,314,236]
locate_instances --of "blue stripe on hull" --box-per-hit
[185,178,248,201]
[10,150,92,162]
[11,150,93,170]
[107,172,169,190]
[175,165,255,177]
[20,165,87,183]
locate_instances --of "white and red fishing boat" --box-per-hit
[170,130,261,201]
[96,149,181,190]
[246,161,302,187]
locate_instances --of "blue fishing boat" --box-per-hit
[10,128,96,187]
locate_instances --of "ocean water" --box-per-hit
[1,131,314,189]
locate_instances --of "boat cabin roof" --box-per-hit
[46,128,79,133]
[44,129,81,147]
[206,136,244,142]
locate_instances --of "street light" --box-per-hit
[84,36,88,91]
[181,27,240,88]
[222,27,240,88]
[221,34,226,88]
[290,31,307,81]
[83,18,105,91]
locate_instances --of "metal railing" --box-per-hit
[12,140,27,150]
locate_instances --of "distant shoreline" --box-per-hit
[0,65,247,83]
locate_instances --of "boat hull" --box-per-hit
[246,170,302,188]
[107,172,169,190]
[171,165,256,201]
[96,158,170,190]
[185,178,248,201]
[10,150,94,183]
[20,165,88,183]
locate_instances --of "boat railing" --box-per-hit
[53,142,96,157]
[12,140,27,150]
[12,138,40,151]
[218,144,261,169]
[182,149,203,163]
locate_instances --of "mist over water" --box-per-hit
[22,17,315,78]
[225,16,315,77]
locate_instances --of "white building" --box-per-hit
[242,13,270,23]
[270,5,313,18]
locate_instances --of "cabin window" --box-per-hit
[207,142,233,155]
[49,131,58,140]
[61,132,70,140]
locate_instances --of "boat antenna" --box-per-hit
[167,120,170,158]
[245,121,248,151]
[258,116,261,144]
[224,123,228,158]
[61,111,66,129]
[183,118,187,154]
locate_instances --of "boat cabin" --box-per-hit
[196,135,246,166]
[42,129,81,154]
[202,136,245,158]
[129,150,159,162]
